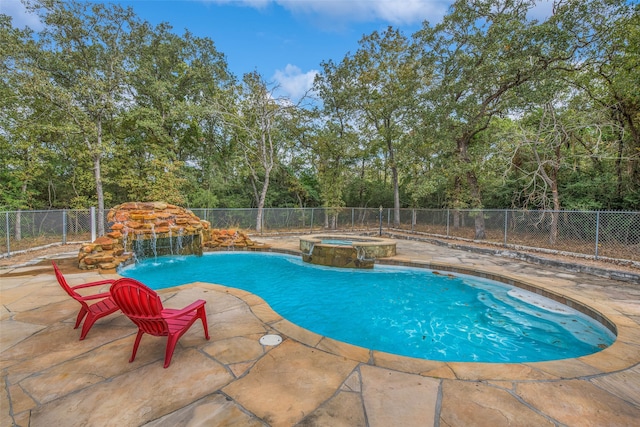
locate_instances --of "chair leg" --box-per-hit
[74,307,88,329]
[199,307,210,340]
[79,313,97,340]
[164,334,180,368]
[130,330,144,363]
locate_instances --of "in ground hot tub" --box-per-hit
[300,235,396,268]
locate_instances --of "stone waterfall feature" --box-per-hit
[78,202,263,271]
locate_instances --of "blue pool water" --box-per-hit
[320,239,353,245]
[120,252,615,363]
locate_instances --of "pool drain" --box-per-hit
[259,334,282,346]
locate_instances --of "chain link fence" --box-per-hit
[2,207,638,264]
[191,207,383,233]
[394,208,640,262]
[0,209,94,256]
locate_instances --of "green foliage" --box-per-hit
[344,178,394,208]
[1,0,638,214]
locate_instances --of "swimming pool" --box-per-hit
[119,252,615,363]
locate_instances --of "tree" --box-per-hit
[571,2,640,207]
[412,0,623,237]
[512,103,574,242]
[119,23,235,205]
[23,0,141,234]
[1,17,41,241]
[415,0,536,237]
[2,0,638,215]
[0,16,43,212]
[222,72,299,232]
[312,59,361,226]
[179,34,238,209]
[349,27,420,225]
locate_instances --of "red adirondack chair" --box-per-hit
[110,278,210,368]
[52,261,119,340]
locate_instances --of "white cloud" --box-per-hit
[204,0,272,8]
[272,64,318,100]
[205,0,451,25]
[281,0,450,25]
[4,0,554,33]
[527,0,554,22]
[0,0,44,30]
[374,0,449,24]
[205,1,562,26]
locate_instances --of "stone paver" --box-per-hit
[223,340,359,427]
[0,321,47,354]
[590,364,640,407]
[298,389,367,426]
[516,380,640,426]
[143,393,266,427]
[1,236,639,426]
[203,336,265,365]
[30,348,233,427]
[440,380,555,426]
[360,365,440,427]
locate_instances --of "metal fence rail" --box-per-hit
[2,207,638,264]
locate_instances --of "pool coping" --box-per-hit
[163,247,640,382]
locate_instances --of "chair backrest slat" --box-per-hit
[111,278,169,336]
[52,262,87,308]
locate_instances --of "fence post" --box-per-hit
[595,211,600,259]
[446,209,450,237]
[5,212,10,256]
[62,210,67,245]
[379,206,383,236]
[411,209,416,232]
[352,208,355,231]
[504,209,508,246]
[90,207,96,242]
[310,208,314,232]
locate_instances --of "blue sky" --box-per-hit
[2,0,556,100]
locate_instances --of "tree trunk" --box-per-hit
[549,208,559,245]
[549,159,561,245]
[255,172,270,233]
[621,109,640,187]
[93,153,105,237]
[14,211,22,241]
[91,122,105,237]
[615,135,624,203]
[14,182,28,241]
[457,135,486,239]
[466,171,486,240]
[392,164,400,227]
[388,138,401,227]
[255,209,263,233]
[358,158,365,205]
[467,171,487,240]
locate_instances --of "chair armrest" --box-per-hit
[81,292,112,301]
[162,299,206,318]
[71,280,116,290]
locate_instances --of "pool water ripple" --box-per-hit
[120,252,615,363]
